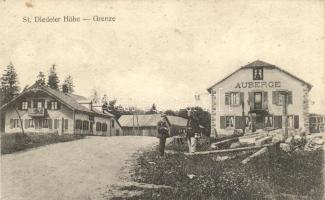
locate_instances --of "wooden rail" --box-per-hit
[185,143,275,156]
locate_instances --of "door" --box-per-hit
[90,122,93,135]
[254,92,262,110]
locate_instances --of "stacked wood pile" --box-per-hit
[185,129,323,164]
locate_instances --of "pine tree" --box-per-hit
[35,72,46,86]
[47,64,60,90]
[62,75,74,94]
[0,63,20,105]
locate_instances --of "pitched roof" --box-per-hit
[68,93,89,102]
[118,114,164,127]
[242,60,274,68]
[0,84,114,118]
[207,60,313,92]
[166,115,187,127]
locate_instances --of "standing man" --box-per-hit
[186,110,200,153]
[157,117,169,157]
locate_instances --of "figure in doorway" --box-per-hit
[157,117,169,157]
[186,110,200,153]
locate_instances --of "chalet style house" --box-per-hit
[207,60,312,137]
[0,84,122,136]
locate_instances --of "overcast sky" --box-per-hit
[0,0,324,112]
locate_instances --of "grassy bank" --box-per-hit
[1,132,85,154]
[117,142,324,200]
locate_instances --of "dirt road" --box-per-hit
[1,136,157,200]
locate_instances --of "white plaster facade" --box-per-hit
[1,84,122,136]
[208,61,312,137]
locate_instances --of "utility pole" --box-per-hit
[241,99,245,135]
[282,91,288,139]
[132,108,135,135]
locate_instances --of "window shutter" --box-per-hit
[287,91,293,104]
[10,119,14,128]
[274,116,282,128]
[240,92,244,105]
[272,91,278,105]
[248,92,254,110]
[294,115,299,129]
[278,116,282,128]
[262,92,268,110]
[57,102,61,110]
[235,116,242,129]
[39,119,43,128]
[225,93,230,105]
[65,119,67,129]
[41,100,45,107]
[49,119,53,129]
[220,116,226,129]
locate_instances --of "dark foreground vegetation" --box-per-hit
[116,141,324,200]
[1,132,85,154]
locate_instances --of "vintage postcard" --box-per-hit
[0,0,324,199]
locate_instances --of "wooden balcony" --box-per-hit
[28,108,45,117]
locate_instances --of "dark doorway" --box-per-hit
[255,113,265,129]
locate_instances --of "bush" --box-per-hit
[1,132,85,154]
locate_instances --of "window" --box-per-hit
[43,119,49,128]
[287,115,299,129]
[287,115,294,128]
[37,102,43,108]
[10,119,21,128]
[253,67,263,80]
[245,116,250,127]
[112,120,115,128]
[29,119,34,128]
[75,120,83,130]
[35,119,43,129]
[264,116,273,127]
[83,120,89,130]
[22,102,28,110]
[15,119,20,128]
[272,91,292,105]
[225,116,234,128]
[225,92,241,106]
[51,101,58,110]
[102,123,107,132]
[65,119,68,130]
[96,122,102,131]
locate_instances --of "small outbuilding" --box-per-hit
[118,114,169,137]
